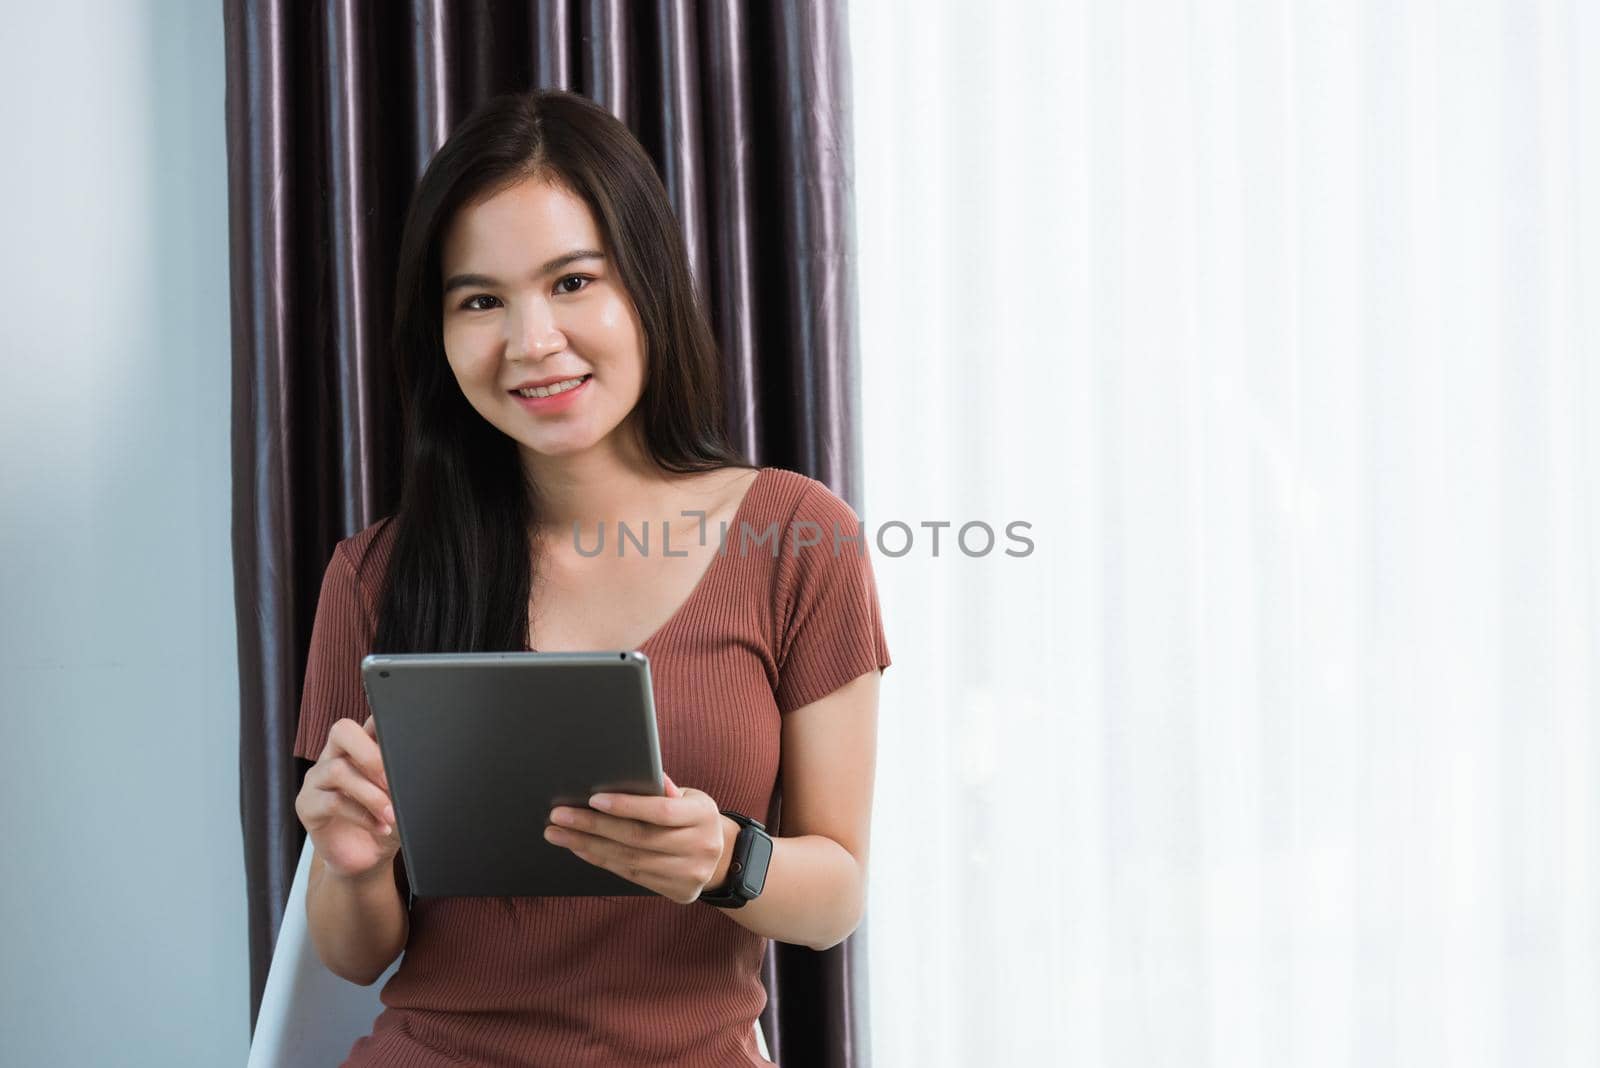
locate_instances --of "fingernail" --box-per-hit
[380,823,392,836]
[385,805,395,823]
[589,795,611,811]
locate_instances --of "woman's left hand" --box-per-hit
[544,772,727,904]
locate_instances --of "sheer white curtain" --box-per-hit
[850,2,1599,1065]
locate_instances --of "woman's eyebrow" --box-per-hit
[443,249,605,294]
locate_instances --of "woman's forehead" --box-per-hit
[442,178,601,270]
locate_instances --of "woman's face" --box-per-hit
[439,177,647,466]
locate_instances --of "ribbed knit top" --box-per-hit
[293,466,892,1066]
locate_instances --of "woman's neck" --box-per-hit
[521,434,675,533]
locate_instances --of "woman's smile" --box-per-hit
[509,373,593,413]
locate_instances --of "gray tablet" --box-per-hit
[359,650,665,898]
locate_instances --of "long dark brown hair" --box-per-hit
[371,89,750,654]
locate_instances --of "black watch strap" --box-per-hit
[700,810,773,908]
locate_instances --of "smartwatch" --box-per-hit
[699,810,773,908]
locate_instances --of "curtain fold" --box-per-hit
[223,2,868,1064]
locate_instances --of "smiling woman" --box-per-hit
[288,89,891,1068]
[437,179,647,466]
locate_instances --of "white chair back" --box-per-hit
[245,840,398,1067]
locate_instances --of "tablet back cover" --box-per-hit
[360,651,663,897]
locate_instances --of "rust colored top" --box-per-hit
[294,466,892,1067]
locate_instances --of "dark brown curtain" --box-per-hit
[223,1,869,1065]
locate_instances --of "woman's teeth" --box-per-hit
[516,375,589,398]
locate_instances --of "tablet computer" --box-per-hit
[359,650,665,898]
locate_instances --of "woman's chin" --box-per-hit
[512,430,610,461]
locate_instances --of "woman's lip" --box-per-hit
[510,374,591,412]
[509,373,591,392]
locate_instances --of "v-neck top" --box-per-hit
[529,465,770,657]
[293,466,892,1067]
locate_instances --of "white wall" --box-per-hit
[0,2,247,1062]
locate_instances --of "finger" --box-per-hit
[302,783,388,834]
[360,717,389,788]
[586,792,699,827]
[330,794,391,835]
[663,772,682,798]
[551,809,688,853]
[552,830,676,895]
[327,719,389,791]
[313,753,389,808]
[319,757,395,827]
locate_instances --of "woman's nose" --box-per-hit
[507,302,566,359]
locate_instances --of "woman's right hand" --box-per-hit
[294,716,400,881]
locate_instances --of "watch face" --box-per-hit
[742,830,773,895]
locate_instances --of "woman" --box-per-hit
[292,88,891,1066]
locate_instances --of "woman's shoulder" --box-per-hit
[327,515,399,597]
[728,467,869,571]
[749,466,864,528]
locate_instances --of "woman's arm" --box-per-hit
[717,668,880,951]
[545,670,882,949]
[306,850,409,985]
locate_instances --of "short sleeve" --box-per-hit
[293,542,376,761]
[772,482,893,715]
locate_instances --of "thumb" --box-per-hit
[662,772,682,798]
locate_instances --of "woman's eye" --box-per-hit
[456,276,589,311]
